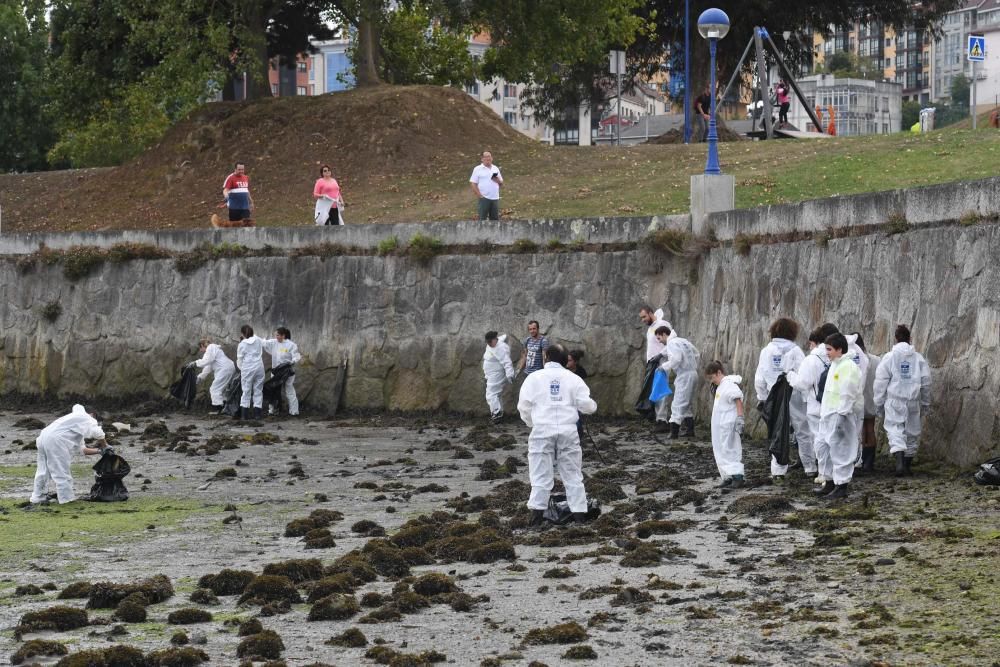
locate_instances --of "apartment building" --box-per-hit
[789,74,902,135]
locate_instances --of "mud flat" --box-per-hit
[1,409,997,666]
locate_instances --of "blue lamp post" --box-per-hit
[697,8,730,175]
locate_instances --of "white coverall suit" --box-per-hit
[754,338,810,476]
[711,375,744,479]
[237,335,265,409]
[661,336,699,425]
[786,345,829,476]
[518,362,598,513]
[194,343,236,407]
[483,335,515,417]
[845,335,870,459]
[644,309,673,423]
[818,356,864,485]
[873,342,931,457]
[31,405,105,504]
[263,338,303,415]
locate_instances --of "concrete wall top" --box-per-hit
[0,214,691,255]
[706,176,1000,241]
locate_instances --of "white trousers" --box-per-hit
[654,396,670,422]
[484,369,507,416]
[773,393,814,476]
[884,398,921,456]
[712,420,744,478]
[819,412,858,485]
[209,368,235,406]
[283,376,299,415]
[31,436,75,504]
[805,411,824,474]
[668,370,696,424]
[240,367,264,408]
[526,425,587,512]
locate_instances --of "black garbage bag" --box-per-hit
[221,373,243,417]
[88,449,131,502]
[974,456,1000,486]
[169,364,199,408]
[763,373,794,466]
[263,363,296,406]
[634,357,660,420]
[542,494,602,525]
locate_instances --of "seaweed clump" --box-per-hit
[87,574,174,608]
[239,576,302,605]
[306,574,357,602]
[562,645,598,660]
[238,618,264,636]
[197,569,255,596]
[167,608,214,624]
[16,606,89,634]
[326,627,368,647]
[54,645,145,667]
[146,647,210,666]
[262,558,325,583]
[308,594,361,621]
[522,622,589,645]
[236,631,285,660]
[113,599,147,623]
[58,581,93,599]
[11,639,68,665]
[189,588,219,605]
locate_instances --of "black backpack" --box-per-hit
[815,360,831,403]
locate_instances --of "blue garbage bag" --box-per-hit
[649,369,672,402]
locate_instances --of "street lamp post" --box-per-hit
[683,0,691,144]
[697,8,730,175]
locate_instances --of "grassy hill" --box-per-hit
[1,85,998,232]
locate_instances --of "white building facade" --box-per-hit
[789,74,903,135]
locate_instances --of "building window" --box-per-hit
[465,81,479,96]
[309,66,315,81]
[503,111,516,126]
[503,83,517,98]
[311,84,316,95]
[297,86,307,95]
[271,83,278,94]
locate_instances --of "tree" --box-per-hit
[370,2,477,86]
[0,0,56,171]
[950,73,970,108]
[902,100,922,129]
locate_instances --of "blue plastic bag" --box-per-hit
[649,369,672,402]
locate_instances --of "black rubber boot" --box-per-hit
[903,456,914,476]
[894,451,906,477]
[240,407,249,420]
[572,512,590,524]
[654,421,670,434]
[668,422,680,439]
[729,474,745,489]
[681,417,695,438]
[254,407,263,420]
[813,481,835,496]
[824,483,850,500]
[528,510,545,527]
[860,448,876,474]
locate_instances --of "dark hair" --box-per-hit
[528,320,540,329]
[818,322,840,339]
[481,150,492,157]
[319,164,332,176]
[704,360,725,376]
[808,327,827,345]
[655,325,671,337]
[568,349,585,362]
[485,330,498,342]
[894,324,911,343]
[769,317,799,341]
[235,161,244,169]
[825,333,848,354]
[276,327,291,339]
[545,343,568,366]
[639,305,654,316]
[240,324,254,339]
[850,331,866,352]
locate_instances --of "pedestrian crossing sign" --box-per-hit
[968,35,985,62]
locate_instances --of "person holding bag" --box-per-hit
[313,164,344,225]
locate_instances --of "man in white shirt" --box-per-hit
[469,150,503,221]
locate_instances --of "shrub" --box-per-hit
[289,242,350,258]
[546,239,565,251]
[885,212,910,235]
[733,234,752,256]
[377,236,400,256]
[62,246,107,281]
[41,301,62,322]
[643,229,690,255]
[510,238,539,254]
[107,242,171,263]
[959,210,985,226]
[407,233,444,265]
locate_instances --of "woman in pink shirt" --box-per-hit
[313,164,343,225]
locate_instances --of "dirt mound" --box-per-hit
[1,85,528,233]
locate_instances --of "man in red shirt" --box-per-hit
[223,162,254,222]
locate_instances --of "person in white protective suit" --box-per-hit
[192,337,236,411]
[263,327,303,416]
[850,332,881,474]
[787,324,840,483]
[517,344,597,525]
[754,317,810,484]
[873,324,931,477]
[655,325,700,439]
[29,405,108,507]
[705,360,745,488]
[236,324,265,420]
[483,331,515,423]
[814,333,864,499]
[639,305,673,432]
[844,332,870,464]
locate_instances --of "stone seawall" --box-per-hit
[2,177,1000,466]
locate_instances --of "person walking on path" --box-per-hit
[469,150,503,220]
[223,162,254,223]
[313,164,343,225]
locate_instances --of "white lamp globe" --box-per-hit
[697,8,730,40]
